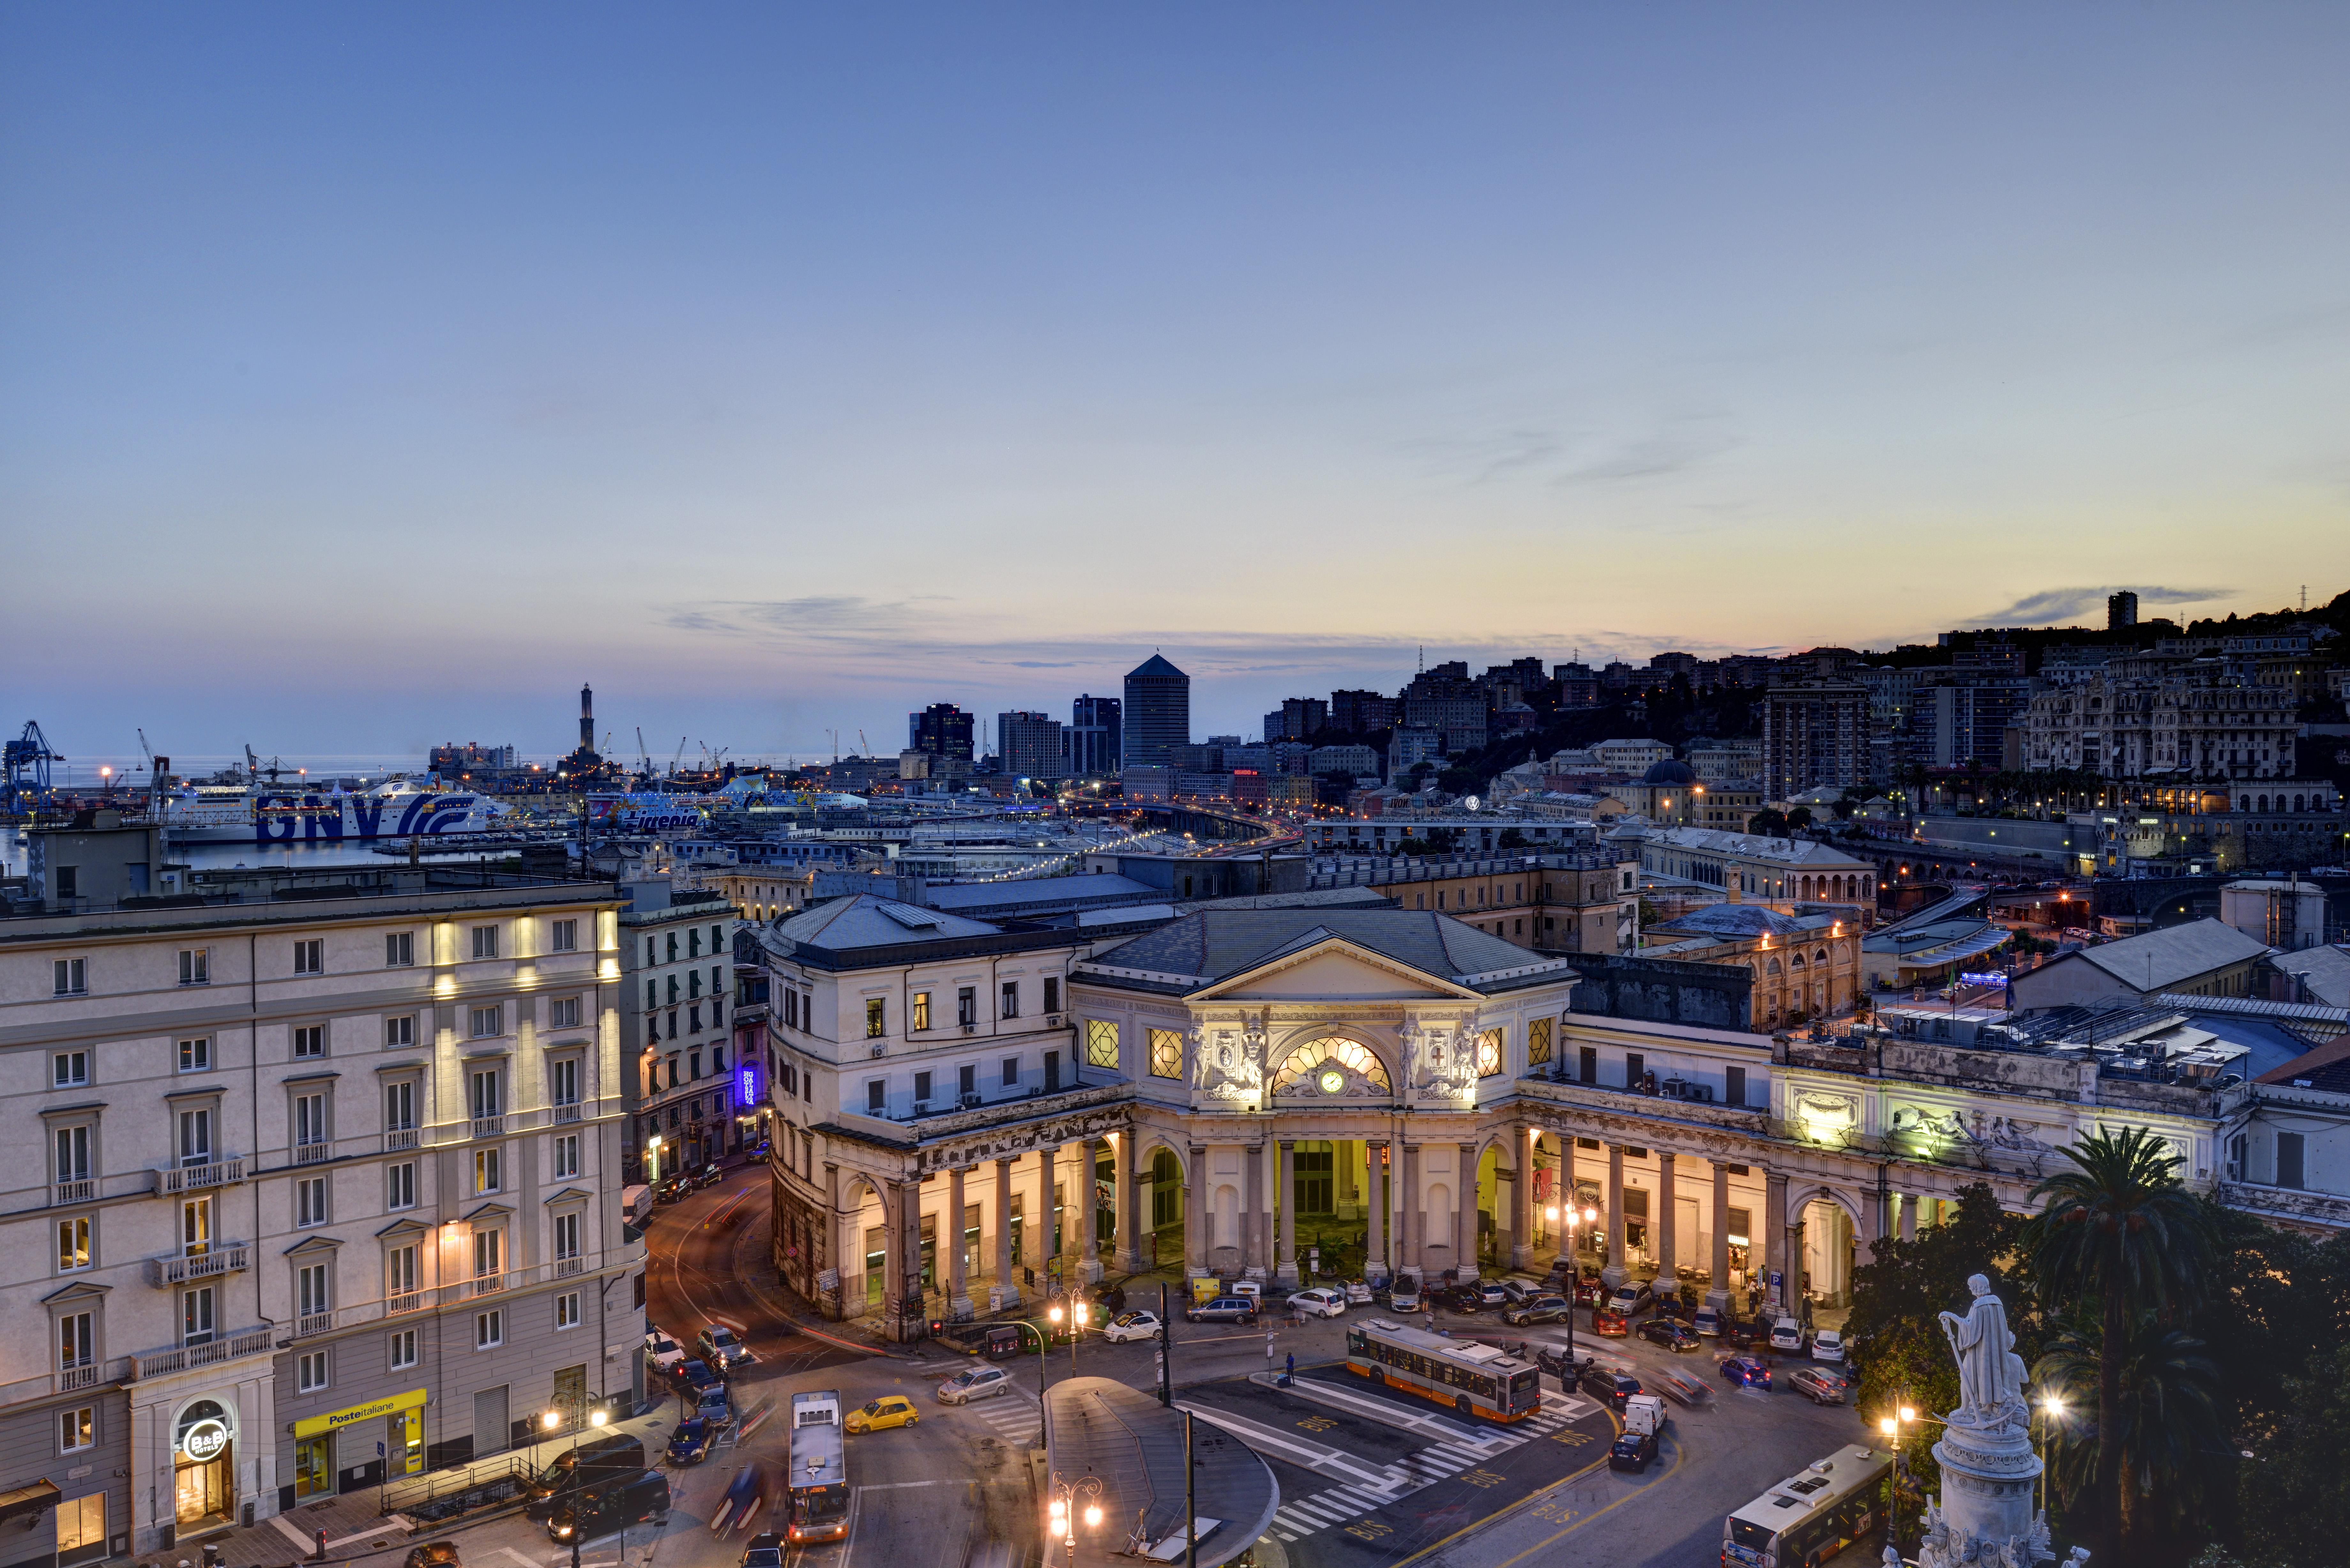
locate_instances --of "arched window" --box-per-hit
[1815,949,1830,965]
[1766,958,1783,976]
[1271,1037,1391,1096]
[1790,952,1806,969]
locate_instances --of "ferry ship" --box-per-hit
[156,776,508,844]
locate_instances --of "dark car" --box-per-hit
[694,1164,726,1190]
[1502,1295,1572,1327]
[1717,1354,1772,1390]
[1578,1365,1641,1412]
[654,1174,691,1205]
[1786,1366,1847,1406]
[1185,1297,1259,1326]
[546,1471,671,1543]
[1434,1285,1483,1314]
[525,1434,648,1516]
[666,1419,712,1465]
[1723,1319,1765,1351]
[1636,1319,1701,1353]
[1607,1429,1659,1472]
[670,1358,723,1398]
[1534,1346,1594,1383]
[404,1546,461,1568]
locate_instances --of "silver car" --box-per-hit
[936,1365,1012,1405]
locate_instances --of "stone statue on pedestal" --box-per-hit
[1913,1274,2073,1568]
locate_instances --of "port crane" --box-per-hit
[3,721,64,820]
[636,727,653,777]
[670,737,688,778]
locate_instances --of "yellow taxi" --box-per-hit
[844,1395,920,1434]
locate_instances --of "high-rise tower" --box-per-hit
[1122,654,1190,769]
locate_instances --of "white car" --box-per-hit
[1287,1288,1347,1319]
[936,1365,1013,1405]
[1769,1317,1807,1354]
[643,1331,686,1373]
[1388,1280,1423,1313]
[1810,1329,1846,1364]
[1102,1310,1162,1345]
[1344,1281,1375,1305]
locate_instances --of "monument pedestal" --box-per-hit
[1919,1413,2054,1567]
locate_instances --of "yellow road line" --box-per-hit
[1389,1407,1627,1568]
[1486,1442,1687,1568]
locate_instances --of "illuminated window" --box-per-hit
[1270,1038,1391,1095]
[1477,1029,1504,1078]
[1147,1029,1183,1080]
[1526,1017,1552,1065]
[1085,1020,1120,1069]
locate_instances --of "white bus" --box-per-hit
[786,1391,849,1544]
[1342,1318,1542,1423]
[1721,1444,1891,1568]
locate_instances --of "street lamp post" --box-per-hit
[1046,1473,1104,1568]
[1558,1205,1597,1365]
[646,1133,663,1184]
[545,1401,610,1568]
[2035,1394,2064,1519]
[1877,1404,1916,1556]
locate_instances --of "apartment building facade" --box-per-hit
[0,873,637,1564]
[617,885,741,1183]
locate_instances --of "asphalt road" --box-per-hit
[617,1178,1888,1568]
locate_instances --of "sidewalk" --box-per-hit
[150,1406,675,1568]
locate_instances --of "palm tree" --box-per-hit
[2022,1127,2219,1560]
[2034,1309,2226,1554]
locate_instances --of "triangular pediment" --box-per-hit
[1191,936,1479,1003]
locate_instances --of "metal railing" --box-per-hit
[145,1243,250,1287]
[151,1157,248,1195]
[129,1325,272,1381]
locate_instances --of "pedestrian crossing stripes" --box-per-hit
[1265,1400,1607,1541]
[959,1391,1043,1447]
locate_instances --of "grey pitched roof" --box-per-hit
[2269,946,2350,1009]
[924,874,1158,912]
[2075,917,2269,990]
[1127,653,1187,680]
[1083,908,1566,993]
[773,893,1005,950]
[1650,904,1815,940]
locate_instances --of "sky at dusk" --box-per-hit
[5,5,2348,769]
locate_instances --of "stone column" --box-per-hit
[1079,1138,1104,1284]
[1508,1128,1532,1270]
[1276,1141,1299,1285]
[1656,1151,1677,1289]
[1038,1142,1059,1277]
[1456,1142,1480,1280]
[1765,1170,1790,1311]
[1898,1191,1917,1243]
[1401,1143,1422,1278]
[1117,1135,1146,1274]
[1602,1142,1627,1287]
[1365,1142,1388,1283]
[824,1161,847,1320]
[1242,1138,1265,1275]
[993,1156,1020,1306]
[947,1166,972,1317]
[1186,1145,1208,1277]
[895,1177,924,1341]
[1707,1160,1732,1310]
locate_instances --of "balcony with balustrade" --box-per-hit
[144,1243,251,1288]
[129,1325,273,1380]
[150,1157,249,1196]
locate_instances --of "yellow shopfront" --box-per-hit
[292,1389,426,1499]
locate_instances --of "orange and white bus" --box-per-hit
[1342,1318,1541,1423]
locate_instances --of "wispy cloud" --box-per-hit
[1975,585,2236,625]
[1556,418,1739,485]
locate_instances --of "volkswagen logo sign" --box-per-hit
[180,1419,229,1463]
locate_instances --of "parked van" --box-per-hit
[546,1471,670,1543]
[524,1435,649,1517]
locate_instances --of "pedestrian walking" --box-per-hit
[1285,1352,1295,1383]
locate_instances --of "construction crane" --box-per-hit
[636,727,652,776]
[710,745,730,765]
[3,721,64,820]
[671,737,687,777]
[858,729,869,759]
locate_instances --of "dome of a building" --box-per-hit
[1641,758,1697,786]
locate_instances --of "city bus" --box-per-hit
[1342,1318,1542,1423]
[785,1391,850,1544]
[1721,1444,1891,1568]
